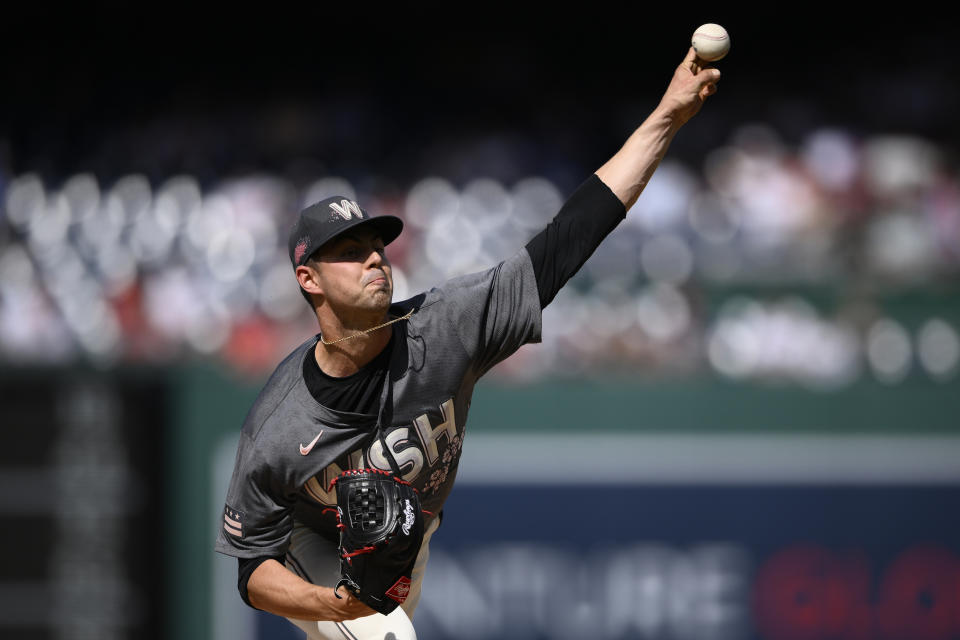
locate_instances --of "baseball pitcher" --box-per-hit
[215,47,721,639]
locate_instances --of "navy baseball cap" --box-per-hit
[288,196,404,267]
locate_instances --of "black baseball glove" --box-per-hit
[330,469,426,615]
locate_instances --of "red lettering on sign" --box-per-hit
[876,545,960,640]
[753,543,960,640]
[753,544,871,640]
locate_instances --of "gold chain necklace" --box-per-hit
[319,308,415,346]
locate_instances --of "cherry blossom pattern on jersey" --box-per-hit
[423,433,464,495]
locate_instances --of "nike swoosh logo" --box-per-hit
[299,431,323,456]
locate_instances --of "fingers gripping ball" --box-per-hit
[329,469,426,615]
[692,23,730,61]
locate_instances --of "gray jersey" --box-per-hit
[215,249,541,559]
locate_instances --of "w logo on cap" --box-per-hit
[328,199,364,221]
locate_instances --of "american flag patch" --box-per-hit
[223,505,244,538]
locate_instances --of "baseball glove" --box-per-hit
[329,468,426,615]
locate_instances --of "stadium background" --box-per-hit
[1,6,958,640]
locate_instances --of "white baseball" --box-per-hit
[691,23,730,62]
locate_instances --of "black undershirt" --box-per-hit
[302,333,394,414]
[236,173,625,608]
[524,174,627,307]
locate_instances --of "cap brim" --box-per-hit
[363,215,404,246]
[322,214,404,250]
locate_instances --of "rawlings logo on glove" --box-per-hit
[328,469,426,615]
[401,500,416,535]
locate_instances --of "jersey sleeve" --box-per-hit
[442,248,543,378]
[214,432,296,559]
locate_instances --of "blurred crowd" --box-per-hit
[2,121,959,387]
